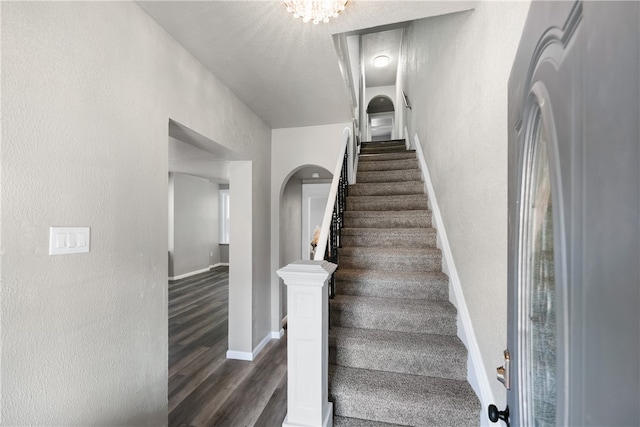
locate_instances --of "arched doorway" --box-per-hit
[367,95,395,141]
[277,164,332,324]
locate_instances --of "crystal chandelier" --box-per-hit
[284,0,348,24]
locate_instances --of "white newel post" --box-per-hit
[277,260,337,427]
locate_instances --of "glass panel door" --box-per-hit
[520,107,556,426]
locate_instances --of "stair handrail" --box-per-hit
[313,127,352,275]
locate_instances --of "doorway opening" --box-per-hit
[278,164,332,324]
[367,95,395,141]
[167,119,252,417]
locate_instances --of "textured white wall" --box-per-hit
[209,182,221,266]
[365,85,396,110]
[169,173,219,278]
[269,123,349,333]
[280,178,304,318]
[229,161,254,354]
[403,0,530,409]
[1,2,270,425]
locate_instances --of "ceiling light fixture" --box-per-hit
[284,0,348,24]
[373,55,390,68]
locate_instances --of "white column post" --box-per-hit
[277,260,336,427]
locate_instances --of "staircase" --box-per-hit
[329,140,481,426]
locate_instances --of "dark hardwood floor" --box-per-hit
[169,266,287,427]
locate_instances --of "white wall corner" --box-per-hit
[226,349,254,361]
[226,332,273,361]
[413,134,494,424]
[252,332,273,358]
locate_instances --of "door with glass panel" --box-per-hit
[490,1,639,426]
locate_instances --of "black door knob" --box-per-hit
[488,404,510,427]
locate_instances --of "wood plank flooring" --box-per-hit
[169,267,287,427]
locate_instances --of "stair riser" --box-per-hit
[329,307,455,335]
[360,147,407,155]
[341,233,436,248]
[357,159,418,171]
[330,390,478,427]
[361,141,405,149]
[346,198,428,211]
[343,215,431,228]
[359,152,417,162]
[349,182,424,196]
[356,170,422,183]
[329,344,467,381]
[339,254,441,272]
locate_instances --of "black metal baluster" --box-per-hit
[327,146,350,305]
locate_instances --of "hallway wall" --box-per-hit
[1,2,270,425]
[403,0,530,410]
[169,173,220,278]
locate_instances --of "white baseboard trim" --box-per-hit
[168,267,210,281]
[404,126,411,149]
[271,328,285,339]
[413,134,495,418]
[210,262,229,268]
[226,332,272,361]
[226,349,253,361]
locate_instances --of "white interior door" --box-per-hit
[302,183,331,260]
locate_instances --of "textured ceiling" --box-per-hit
[363,28,403,88]
[137,1,477,129]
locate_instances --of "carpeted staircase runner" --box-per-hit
[329,140,480,426]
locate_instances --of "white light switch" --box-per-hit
[49,227,90,255]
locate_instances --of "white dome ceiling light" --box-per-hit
[284,0,348,24]
[373,55,390,68]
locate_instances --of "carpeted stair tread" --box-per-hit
[329,366,480,427]
[347,194,428,211]
[343,210,431,228]
[334,269,448,300]
[341,227,436,248]
[350,181,424,196]
[356,169,422,183]
[339,246,442,272]
[357,158,419,172]
[333,416,405,427]
[330,295,456,335]
[329,327,468,381]
[358,151,417,162]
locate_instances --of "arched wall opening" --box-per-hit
[366,94,396,142]
[269,123,352,336]
[277,164,332,323]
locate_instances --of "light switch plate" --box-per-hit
[49,227,90,255]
